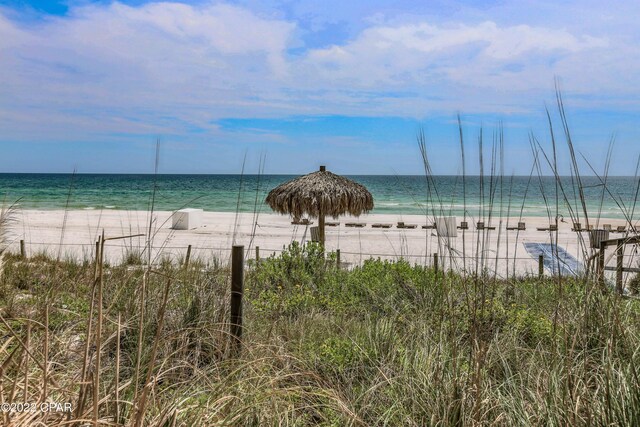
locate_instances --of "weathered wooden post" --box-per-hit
[93,239,101,280]
[598,241,606,287]
[20,239,25,258]
[255,246,260,263]
[336,249,341,269]
[230,245,244,352]
[184,244,192,268]
[94,230,105,426]
[434,253,439,277]
[538,255,544,279]
[616,241,624,294]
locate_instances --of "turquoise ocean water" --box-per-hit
[0,174,638,219]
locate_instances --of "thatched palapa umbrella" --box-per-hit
[266,166,374,246]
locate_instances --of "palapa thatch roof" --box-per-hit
[265,169,374,219]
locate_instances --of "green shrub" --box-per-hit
[318,337,361,369]
[506,304,554,344]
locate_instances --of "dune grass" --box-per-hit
[0,241,638,426]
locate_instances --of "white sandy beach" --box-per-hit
[7,209,638,280]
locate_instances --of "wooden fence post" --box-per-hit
[599,241,606,287]
[336,249,341,269]
[616,242,624,294]
[255,246,260,263]
[93,230,105,425]
[434,253,439,276]
[230,245,244,353]
[20,239,25,258]
[184,244,192,268]
[93,239,100,280]
[538,255,544,279]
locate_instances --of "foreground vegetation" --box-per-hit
[0,242,639,426]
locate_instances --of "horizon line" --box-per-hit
[0,172,637,178]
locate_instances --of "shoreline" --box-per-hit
[7,209,638,278]
[2,174,638,220]
[8,204,637,220]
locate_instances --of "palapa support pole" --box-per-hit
[318,165,326,247]
[230,245,244,353]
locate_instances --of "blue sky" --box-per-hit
[0,0,639,175]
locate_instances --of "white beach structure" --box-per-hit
[172,208,203,230]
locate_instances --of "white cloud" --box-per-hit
[302,20,608,90]
[0,1,638,144]
[0,2,299,138]
[64,2,293,74]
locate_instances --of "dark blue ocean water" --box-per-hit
[0,174,638,219]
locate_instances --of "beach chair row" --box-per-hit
[304,220,516,230]
[569,222,628,233]
[294,218,631,233]
[296,220,510,230]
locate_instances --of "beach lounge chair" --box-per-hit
[310,226,320,243]
[345,222,366,228]
[292,217,313,225]
[421,223,436,229]
[372,223,392,229]
[326,221,339,227]
[616,225,627,233]
[603,224,612,231]
[571,222,582,232]
[507,222,526,231]
[397,222,417,229]
[537,224,558,232]
[457,221,469,230]
[477,221,496,231]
